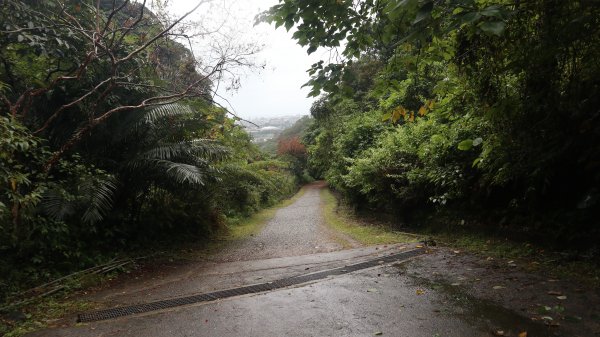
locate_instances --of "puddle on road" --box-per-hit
[393,263,557,337]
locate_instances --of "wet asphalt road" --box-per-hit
[30,260,555,337]
[27,184,588,337]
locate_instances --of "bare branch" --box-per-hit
[112,0,147,49]
[44,59,226,170]
[210,91,258,128]
[115,82,174,92]
[100,0,130,36]
[117,1,209,64]
[34,77,116,134]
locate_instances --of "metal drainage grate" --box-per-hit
[78,248,424,323]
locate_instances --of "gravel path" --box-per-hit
[216,182,347,262]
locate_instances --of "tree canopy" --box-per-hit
[262,0,600,248]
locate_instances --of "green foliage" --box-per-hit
[285,0,600,248]
[341,113,483,210]
[0,1,298,305]
[0,117,125,302]
[217,160,296,218]
[262,0,514,97]
[320,188,418,246]
[279,116,313,140]
[257,116,316,184]
[0,116,48,250]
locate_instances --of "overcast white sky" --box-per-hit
[167,0,325,119]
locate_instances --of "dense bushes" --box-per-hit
[0,104,297,302]
[271,0,600,248]
[0,1,297,302]
[216,161,297,219]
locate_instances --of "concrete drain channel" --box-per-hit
[77,248,425,323]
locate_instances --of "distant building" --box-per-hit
[241,114,307,143]
[260,126,281,131]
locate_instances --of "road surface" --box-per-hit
[28,183,599,337]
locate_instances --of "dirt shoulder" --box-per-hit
[320,185,600,336]
[400,247,600,336]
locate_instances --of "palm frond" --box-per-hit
[40,175,116,225]
[41,187,77,221]
[188,139,230,160]
[125,159,208,186]
[162,161,206,185]
[79,175,117,225]
[134,103,194,129]
[140,140,228,162]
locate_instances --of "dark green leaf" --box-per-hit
[458,139,473,151]
[479,21,505,36]
[460,12,482,25]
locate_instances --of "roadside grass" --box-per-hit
[0,187,308,337]
[0,272,110,337]
[321,187,600,288]
[320,188,419,245]
[1,298,92,337]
